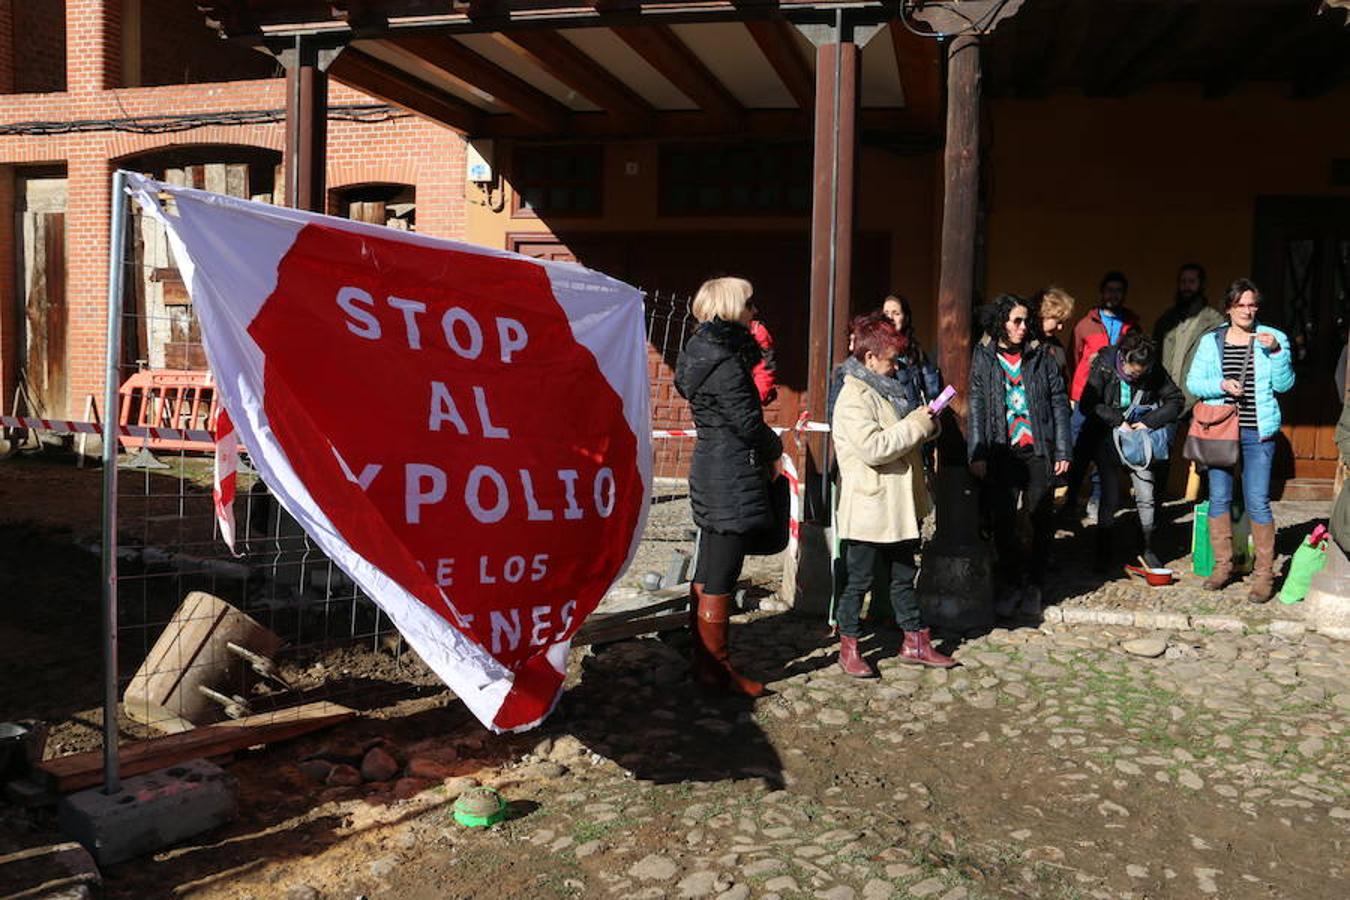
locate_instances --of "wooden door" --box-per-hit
[22,211,67,416]
[1253,197,1350,496]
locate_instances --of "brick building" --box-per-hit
[0,0,465,422]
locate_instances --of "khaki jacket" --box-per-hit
[1161,306,1224,407]
[832,374,938,544]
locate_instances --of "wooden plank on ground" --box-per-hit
[574,611,687,647]
[36,701,354,794]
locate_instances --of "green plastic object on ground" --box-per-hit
[1279,529,1329,605]
[453,786,507,828]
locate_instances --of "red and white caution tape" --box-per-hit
[212,409,241,556]
[651,421,830,439]
[0,414,216,444]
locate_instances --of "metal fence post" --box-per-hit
[101,169,129,794]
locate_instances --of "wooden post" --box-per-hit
[915,32,995,633]
[935,33,981,429]
[803,24,860,519]
[280,39,341,212]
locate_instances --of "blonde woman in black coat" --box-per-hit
[674,277,782,697]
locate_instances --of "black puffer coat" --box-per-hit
[1080,346,1184,436]
[675,319,783,534]
[968,336,1072,464]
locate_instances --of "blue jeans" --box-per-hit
[1207,427,1275,525]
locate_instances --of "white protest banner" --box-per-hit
[127,173,651,732]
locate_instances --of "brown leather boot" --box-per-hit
[689,582,720,689]
[693,587,764,697]
[898,628,957,669]
[1247,521,1277,604]
[837,635,876,678]
[1202,514,1233,591]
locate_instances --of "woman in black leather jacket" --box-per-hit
[968,294,1072,617]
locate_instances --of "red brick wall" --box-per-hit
[138,0,275,87]
[66,0,117,93]
[13,0,66,93]
[0,40,468,420]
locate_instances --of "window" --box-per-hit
[511,145,604,218]
[659,144,812,216]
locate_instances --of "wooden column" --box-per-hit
[804,28,860,519]
[281,39,341,212]
[935,33,981,430]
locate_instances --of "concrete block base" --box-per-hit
[58,758,236,866]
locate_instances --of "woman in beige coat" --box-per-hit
[832,317,954,677]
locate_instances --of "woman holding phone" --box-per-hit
[831,316,952,675]
[1186,278,1295,602]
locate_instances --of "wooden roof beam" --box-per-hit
[490,30,654,131]
[744,18,815,112]
[383,35,570,131]
[1085,4,1193,98]
[609,24,747,129]
[890,20,941,132]
[328,48,486,134]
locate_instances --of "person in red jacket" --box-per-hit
[1063,271,1139,526]
[747,300,778,406]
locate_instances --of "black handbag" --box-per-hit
[742,473,790,556]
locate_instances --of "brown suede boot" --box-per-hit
[898,628,957,669]
[1203,515,1233,591]
[837,635,876,678]
[1247,521,1277,604]
[693,587,764,697]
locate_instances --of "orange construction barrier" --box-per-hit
[118,369,219,453]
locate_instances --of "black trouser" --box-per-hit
[693,529,748,595]
[985,445,1054,587]
[837,540,922,637]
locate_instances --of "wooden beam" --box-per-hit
[936,32,980,429]
[744,18,815,111]
[329,47,486,133]
[481,107,927,140]
[890,21,941,135]
[383,35,570,131]
[1085,3,1194,97]
[1021,0,1095,97]
[610,24,746,128]
[490,30,654,131]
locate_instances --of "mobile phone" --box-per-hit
[928,384,957,414]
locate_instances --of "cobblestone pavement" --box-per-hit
[152,611,1348,900]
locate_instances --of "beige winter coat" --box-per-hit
[832,374,939,544]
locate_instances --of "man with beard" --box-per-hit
[1155,263,1224,407]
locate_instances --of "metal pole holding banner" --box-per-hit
[100,169,129,794]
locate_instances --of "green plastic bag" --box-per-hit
[1192,501,1214,577]
[1279,538,1328,605]
[1191,500,1253,577]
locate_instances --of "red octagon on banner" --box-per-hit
[248,224,644,728]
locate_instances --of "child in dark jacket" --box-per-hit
[1079,331,1183,569]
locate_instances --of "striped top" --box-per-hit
[998,350,1035,448]
[1221,341,1258,429]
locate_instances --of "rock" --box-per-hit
[814,885,852,899]
[326,763,362,786]
[742,859,786,878]
[763,876,800,894]
[861,880,894,900]
[286,887,321,900]
[442,775,480,798]
[1122,637,1167,658]
[405,756,455,780]
[1194,867,1221,894]
[1126,865,1149,879]
[369,856,398,879]
[817,708,850,726]
[907,877,946,897]
[575,840,603,858]
[361,746,400,782]
[520,761,568,780]
[392,777,431,800]
[1178,770,1204,790]
[939,889,968,900]
[717,886,751,900]
[298,759,333,782]
[550,735,589,761]
[677,871,722,898]
[630,854,679,881]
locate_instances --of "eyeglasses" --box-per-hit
[1009,317,1028,325]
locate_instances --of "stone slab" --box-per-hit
[58,758,236,866]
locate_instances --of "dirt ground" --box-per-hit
[1,452,1346,899]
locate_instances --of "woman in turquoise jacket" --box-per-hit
[1186,278,1295,602]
